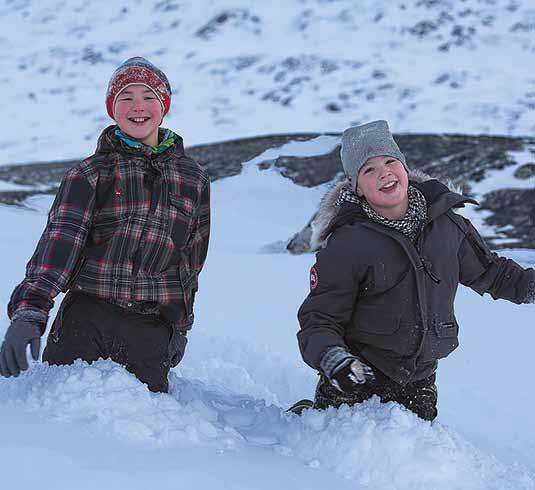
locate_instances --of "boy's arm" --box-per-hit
[7,166,96,329]
[297,228,360,370]
[457,217,535,304]
[189,177,210,279]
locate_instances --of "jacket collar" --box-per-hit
[94,125,185,165]
[311,169,477,250]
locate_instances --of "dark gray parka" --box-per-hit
[297,173,535,386]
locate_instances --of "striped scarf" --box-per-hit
[336,185,428,241]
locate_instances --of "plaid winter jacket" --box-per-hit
[8,126,210,331]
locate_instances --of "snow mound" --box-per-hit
[1,359,532,489]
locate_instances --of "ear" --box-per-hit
[356,184,364,197]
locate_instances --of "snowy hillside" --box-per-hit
[1,138,534,489]
[2,0,535,165]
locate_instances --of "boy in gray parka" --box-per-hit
[295,120,535,420]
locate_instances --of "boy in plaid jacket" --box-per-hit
[0,57,210,392]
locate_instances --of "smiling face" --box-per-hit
[356,155,409,219]
[113,84,163,147]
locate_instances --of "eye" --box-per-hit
[117,96,132,101]
[385,159,396,165]
[363,167,374,174]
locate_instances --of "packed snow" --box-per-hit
[1,136,534,489]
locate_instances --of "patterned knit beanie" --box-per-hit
[106,57,172,119]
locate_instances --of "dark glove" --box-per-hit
[331,358,375,393]
[320,346,375,394]
[169,330,188,368]
[0,319,41,377]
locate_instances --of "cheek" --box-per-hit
[113,104,128,122]
[357,176,375,198]
[398,169,409,189]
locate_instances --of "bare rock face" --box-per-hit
[0,132,533,251]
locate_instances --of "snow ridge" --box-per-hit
[0,359,533,490]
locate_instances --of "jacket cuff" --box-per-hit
[11,308,48,334]
[319,346,355,379]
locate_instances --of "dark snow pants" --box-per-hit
[42,291,187,393]
[314,370,438,421]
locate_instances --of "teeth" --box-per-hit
[382,181,397,190]
[131,117,148,122]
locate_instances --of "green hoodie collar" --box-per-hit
[114,127,177,155]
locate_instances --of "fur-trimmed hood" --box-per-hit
[309,169,472,251]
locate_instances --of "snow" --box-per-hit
[2,0,535,165]
[1,136,535,489]
[1,1,535,486]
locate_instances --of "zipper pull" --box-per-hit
[421,256,441,284]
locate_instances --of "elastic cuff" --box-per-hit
[319,346,355,379]
[11,308,48,333]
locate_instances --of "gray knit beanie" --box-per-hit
[340,120,407,189]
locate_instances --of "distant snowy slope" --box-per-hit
[1,0,535,165]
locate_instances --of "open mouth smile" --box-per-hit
[379,181,398,192]
[128,117,151,124]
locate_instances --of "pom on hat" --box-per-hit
[106,57,172,119]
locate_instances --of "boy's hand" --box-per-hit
[331,358,375,393]
[0,319,41,377]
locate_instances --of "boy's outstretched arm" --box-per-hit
[457,216,535,304]
[297,227,360,371]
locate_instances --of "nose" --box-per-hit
[379,166,393,180]
[131,97,144,111]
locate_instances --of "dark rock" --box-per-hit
[514,163,535,179]
[481,189,535,248]
[0,133,533,252]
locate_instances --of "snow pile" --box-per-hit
[1,360,533,490]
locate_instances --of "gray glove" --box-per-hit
[0,319,42,377]
[320,346,375,393]
[169,329,188,368]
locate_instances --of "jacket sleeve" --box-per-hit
[457,216,535,304]
[297,228,360,370]
[189,177,210,279]
[7,166,96,324]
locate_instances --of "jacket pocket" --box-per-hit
[422,319,459,361]
[168,194,194,250]
[91,214,130,244]
[352,311,418,357]
[434,320,459,358]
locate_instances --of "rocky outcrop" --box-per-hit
[0,132,533,250]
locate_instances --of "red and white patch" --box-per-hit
[309,266,319,291]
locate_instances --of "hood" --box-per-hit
[310,169,476,251]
